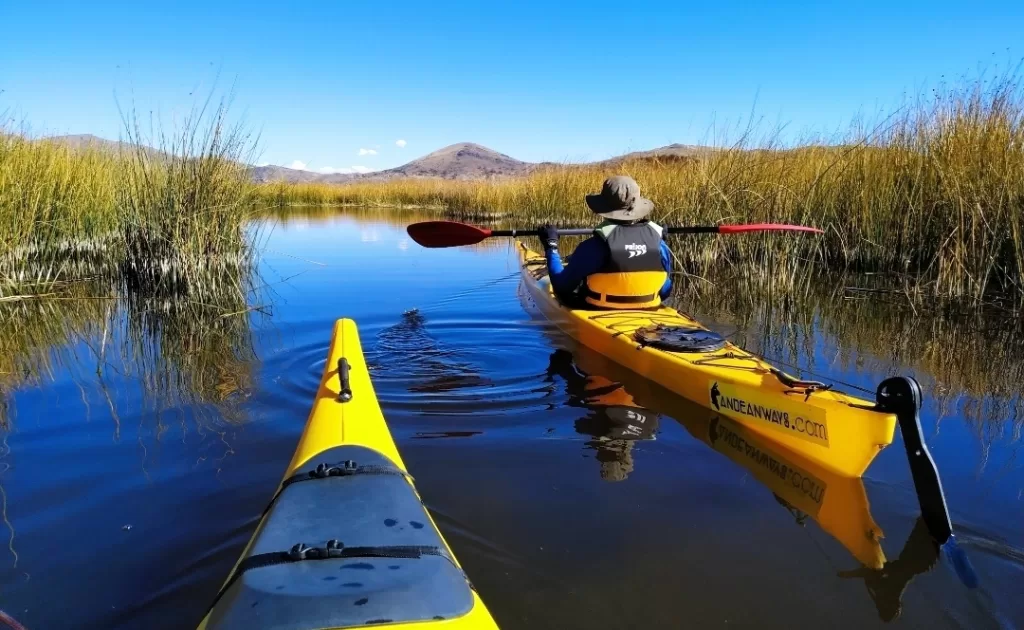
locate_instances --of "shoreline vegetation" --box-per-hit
[257,70,1024,309]
[1,96,263,429]
[1,69,1021,311]
[1,95,261,302]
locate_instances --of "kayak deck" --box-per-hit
[200,319,497,630]
[518,242,897,478]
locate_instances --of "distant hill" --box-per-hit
[250,142,534,184]
[382,142,532,179]
[42,133,717,183]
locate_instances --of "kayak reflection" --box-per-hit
[545,348,660,482]
[546,341,941,621]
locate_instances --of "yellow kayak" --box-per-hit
[518,242,897,478]
[199,318,497,630]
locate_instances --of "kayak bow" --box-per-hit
[199,319,497,630]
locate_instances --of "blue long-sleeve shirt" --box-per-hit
[544,236,673,300]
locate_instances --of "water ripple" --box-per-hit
[368,311,557,416]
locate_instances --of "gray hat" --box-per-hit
[585,175,654,221]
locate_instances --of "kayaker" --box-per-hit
[538,175,672,308]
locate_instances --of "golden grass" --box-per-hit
[259,70,1024,306]
[679,267,1024,441]
[0,97,262,430]
[0,96,259,300]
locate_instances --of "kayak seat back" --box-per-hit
[204,445,475,629]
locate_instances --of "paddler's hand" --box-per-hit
[538,224,559,251]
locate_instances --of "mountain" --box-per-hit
[42,133,715,183]
[381,142,532,180]
[250,142,534,184]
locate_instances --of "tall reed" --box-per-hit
[1,95,261,300]
[258,70,1024,306]
[116,96,261,298]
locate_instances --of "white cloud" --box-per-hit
[288,160,308,170]
[316,165,374,175]
[395,139,407,148]
[358,148,378,156]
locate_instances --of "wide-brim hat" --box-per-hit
[585,175,654,221]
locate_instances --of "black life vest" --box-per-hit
[584,221,667,309]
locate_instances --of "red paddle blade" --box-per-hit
[406,221,493,248]
[718,223,824,235]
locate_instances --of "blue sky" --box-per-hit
[2,1,1021,172]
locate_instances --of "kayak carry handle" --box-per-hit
[876,376,952,544]
[337,358,353,402]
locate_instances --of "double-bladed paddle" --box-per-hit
[407,220,824,248]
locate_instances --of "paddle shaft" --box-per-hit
[491,226,721,237]
[405,220,823,248]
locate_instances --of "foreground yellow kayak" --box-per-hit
[518,242,897,478]
[199,318,497,629]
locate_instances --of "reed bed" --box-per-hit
[1,96,260,301]
[680,267,1024,444]
[259,70,1024,307]
[1,97,263,431]
[116,99,262,298]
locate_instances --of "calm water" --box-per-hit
[1,211,1022,629]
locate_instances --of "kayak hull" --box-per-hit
[518,242,896,478]
[200,318,497,629]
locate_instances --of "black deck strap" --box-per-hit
[280,460,411,491]
[252,461,412,525]
[584,289,658,304]
[876,377,953,544]
[207,542,451,616]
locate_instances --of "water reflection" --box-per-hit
[0,208,1020,629]
[0,252,261,472]
[550,340,947,620]
[545,348,660,482]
